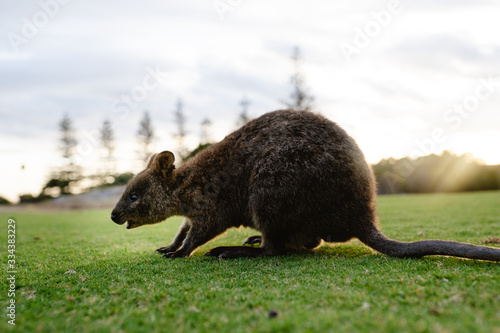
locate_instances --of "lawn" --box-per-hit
[1,191,500,333]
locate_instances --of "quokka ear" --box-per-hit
[151,151,175,179]
[146,153,158,169]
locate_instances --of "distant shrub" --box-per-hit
[182,143,212,163]
[373,151,500,194]
[19,194,51,204]
[0,196,11,205]
[96,173,135,188]
[112,172,135,185]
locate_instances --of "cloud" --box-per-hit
[388,34,500,77]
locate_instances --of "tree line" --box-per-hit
[373,151,500,194]
[9,46,500,204]
[13,47,314,203]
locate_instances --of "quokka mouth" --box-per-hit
[126,220,144,229]
[111,211,125,225]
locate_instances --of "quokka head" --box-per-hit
[111,151,178,229]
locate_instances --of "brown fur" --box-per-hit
[111,110,500,261]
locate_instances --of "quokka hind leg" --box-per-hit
[205,246,266,258]
[206,236,286,259]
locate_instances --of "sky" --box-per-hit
[1,0,500,202]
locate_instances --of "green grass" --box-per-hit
[1,191,500,333]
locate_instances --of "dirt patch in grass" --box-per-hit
[482,237,500,244]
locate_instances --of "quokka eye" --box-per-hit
[129,194,139,202]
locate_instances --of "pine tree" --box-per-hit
[59,113,78,161]
[282,46,314,112]
[236,97,251,127]
[100,119,114,158]
[137,111,155,166]
[200,118,213,144]
[100,118,115,175]
[43,113,81,196]
[173,99,188,160]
